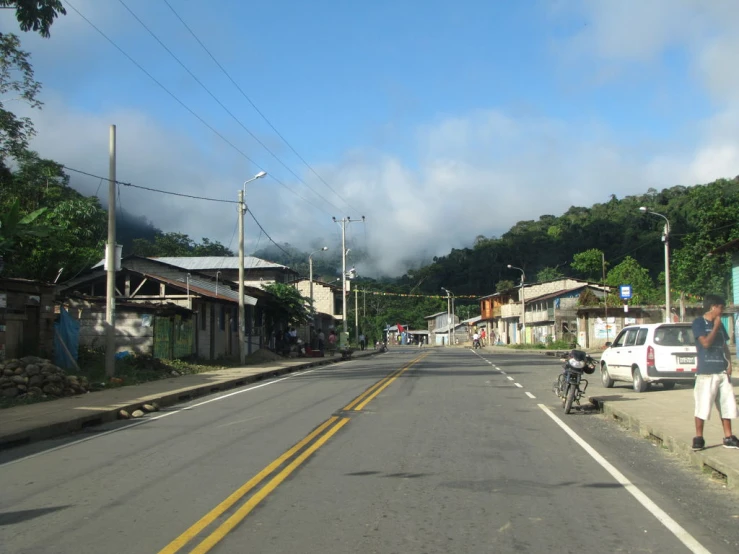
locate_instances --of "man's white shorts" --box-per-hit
[694,373,738,420]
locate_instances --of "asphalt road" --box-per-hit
[1,347,738,553]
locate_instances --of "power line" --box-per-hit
[248,210,292,258]
[62,165,238,204]
[118,0,344,214]
[64,0,331,217]
[161,0,359,214]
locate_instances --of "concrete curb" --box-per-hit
[0,350,381,451]
[594,399,739,491]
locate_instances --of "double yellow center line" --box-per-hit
[158,352,428,554]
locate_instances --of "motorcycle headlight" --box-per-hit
[569,359,586,369]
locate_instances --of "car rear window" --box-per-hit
[653,326,695,346]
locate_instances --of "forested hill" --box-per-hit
[394,178,739,301]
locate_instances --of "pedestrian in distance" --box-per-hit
[691,294,738,450]
[359,333,366,351]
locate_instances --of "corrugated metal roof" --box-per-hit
[152,256,291,271]
[92,256,293,272]
[424,311,446,319]
[148,272,258,305]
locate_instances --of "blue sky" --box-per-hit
[3,0,739,275]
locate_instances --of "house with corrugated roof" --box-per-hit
[59,256,277,360]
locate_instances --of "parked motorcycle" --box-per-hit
[473,339,481,349]
[554,349,596,414]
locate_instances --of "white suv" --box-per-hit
[599,323,697,392]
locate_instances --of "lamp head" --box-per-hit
[507,264,512,269]
[255,171,267,179]
[639,206,648,213]
[321,246,328,251]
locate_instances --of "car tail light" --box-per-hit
[647,345,655,367]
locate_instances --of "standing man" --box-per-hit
[692,294,738,450]
[359,332,366,351]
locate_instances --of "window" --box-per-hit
[654,326,695,346]
[623,328,639,347]
[635,328,649,346]
[612,330,628,347]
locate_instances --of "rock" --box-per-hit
[25,364,41,375]
[131,409,145,418]
[2,369,14,376]
[151,402,161,411]
[11,375,28,385]
[142,404,156,412]
[42,384,61,395]
[170,370,180,376]
[14,366,26,375]
[119,409,131,419]
[28,375,44,387]
[17,384,27,392]
[5,360,21,370]
[46,374,63,383]
[0,378,14,388]
[27,387,43,397]
[1,387,19,398]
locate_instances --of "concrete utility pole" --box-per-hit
[442,287,452,346]
[309,246,328,330]
[238,189,245,364]
[105,124,117,378]
[354,288,359,343]
[602,251,609,344]
[239,171,267,365]
[507,265,525,344]
[640,207,671,323]
[332,216,365,337]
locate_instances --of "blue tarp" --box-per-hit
[54,307,79,370]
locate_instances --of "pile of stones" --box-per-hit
[0,356,89,399]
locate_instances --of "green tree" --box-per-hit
[571,249,605,282]
[263,282,311,330]
[0,198,47,256]
[536,267,564,282]
[606,256,659,305]
[193,237,234,256]
[0,33,42,164]
[0,0,66,38]
[495,279,515,293]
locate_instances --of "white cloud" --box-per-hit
[5,1,739,280]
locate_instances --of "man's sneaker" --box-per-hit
[723,435,739,449]
[692,436,705,451]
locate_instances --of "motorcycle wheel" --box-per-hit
[564,384,576,414]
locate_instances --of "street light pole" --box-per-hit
[238,171,267,365]
[442,287,452,346]
[640,207,671,323]
[507,265,525,344]
[309,247,328,330]
[332,216,365,341]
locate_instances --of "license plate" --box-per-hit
[677,356,695,365]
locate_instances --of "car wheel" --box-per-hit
[632,367,648,393]
[662,381,676,390]
[601,363,614,388]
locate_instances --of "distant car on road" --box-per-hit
[600,323,697,392]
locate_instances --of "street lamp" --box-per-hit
[639,207,671,323]
[238,171,268,364]
[507,265,526,344]
[441,287,453,346]
[309,247,329,329]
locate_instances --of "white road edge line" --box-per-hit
[514,383,523,388]
[525,392,536,399]
[537,404,710,554]
[506,376,514,381]
[0,366,325,467]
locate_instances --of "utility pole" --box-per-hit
[238,171,267,364]
[602,251,608,345]
[105,124,117,378]
[332,216,365,340]
[354,289,359,344]
[238,189,245,365]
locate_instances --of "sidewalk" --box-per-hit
[588,379,739,491]
[0,349,379,451]
[481,344,739,490]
